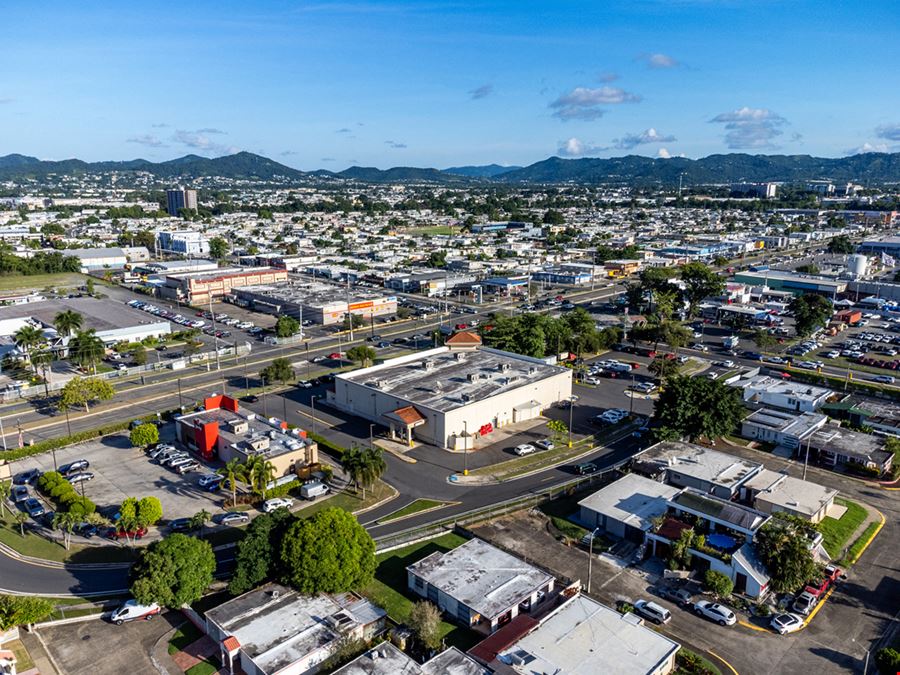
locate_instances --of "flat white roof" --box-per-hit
[408,538,553,620]
[497,595,679,675]
[743,469,838,517]
[644,442,762,489]
[578,474,679,532]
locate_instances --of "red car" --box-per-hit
[106,526,147,540]
[328,352,343,360]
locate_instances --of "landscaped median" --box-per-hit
[377,499,454,525]
[451,421,641,484]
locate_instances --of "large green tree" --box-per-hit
[653,375,745,442]
[753,514,819,594]
[789,294,833,338]
[827,235,855,255]
[346,345,377,368]
[59,376,114,413]
[129,423,159,448]
[0,595,53,630]
[229,509,294,595]
[275,315,300,338]
[680,263,726,318]
[53,310,83,338]
[130,534,216,607]
[261,357,294,386]
[280,508,376,594]
[208,236,230,259]
[69,328,106,373]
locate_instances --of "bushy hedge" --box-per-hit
[307,432,346,459]
[37,471,96,516]
[263,479,301,500]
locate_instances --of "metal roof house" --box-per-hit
[407,538,555,635]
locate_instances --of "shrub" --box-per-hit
[754,602,771,617]
[704,569,734,598]
[876,648,900,675]
[264,480,301,500]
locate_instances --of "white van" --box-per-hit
[301,481,329,500]
[111,600,161,625]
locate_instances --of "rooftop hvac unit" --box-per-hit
[499,363,511,373]
[455,352,466,361]
[422,360,435,371]
[467,373,478,382]
[461,393,471,402]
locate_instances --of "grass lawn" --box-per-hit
[843,522,881,565]
[48,606,105,621]
[168,621,204,654]
[818,498,868,558]
[677,647,723,675]
[6,639,35,672]
[0,514,138,564]
[362,532,479,651]
[185,658,219,675]
[379,499,449,523]
[0,272,85,291]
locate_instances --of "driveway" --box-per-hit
[39,611,181,675]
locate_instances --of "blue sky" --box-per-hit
[1,1,898,169]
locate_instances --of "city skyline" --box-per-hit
[2,0,898,169]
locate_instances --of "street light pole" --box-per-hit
[63,407,71,437]
[463,420,469,476]
[262,375,268,417]
[629,373,636,417]
[311,395,317,435]
[568,397,574,448]
[305,342,311,381]
[0,416,6,452]
[370,423,375,451]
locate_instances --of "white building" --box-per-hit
[578,473,680,543]
[733,374,833,412]
[491,594,680,675]
[329,333,572,450]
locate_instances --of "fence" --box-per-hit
[2,343,252,403]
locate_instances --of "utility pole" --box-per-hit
[803,436,811,481]
[305,342,311,380]
[177,378,183,410]
[463,420,469,476]
[568,397,574,448]
[587,527,600,593]
[0,416,6,451]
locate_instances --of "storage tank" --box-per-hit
[848,254,867,278]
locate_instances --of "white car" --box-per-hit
[693,601,737,626]
[514,444,536,456]
[770,613,804,635]
[263,497,295,513]
[691,343,709,352]
[714,360,735,368]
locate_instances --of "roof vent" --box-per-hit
[422,360,435,371]
[455,352,466,361]
[499,363,511,373]
[467,373,478,382]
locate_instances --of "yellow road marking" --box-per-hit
[844,508,886,564]
[737,620,771,633]
[706,649,739,675]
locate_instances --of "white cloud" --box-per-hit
[847,142,890,155]
[469,83,494,100]
[639,53,680,69]
[550,86,641,121]
[385,140,407,149]
[709,107,788,149]
[613,127,677,150]
[196,127,226,134]
[657,148,671,159]
[127,134,167,148]
[876,124,900,142]
[596,72,619,83]
[557,137,606,157]
[171,129,238,156]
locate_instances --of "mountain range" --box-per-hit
[1,151,899,186]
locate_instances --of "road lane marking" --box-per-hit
[707,649,739,675]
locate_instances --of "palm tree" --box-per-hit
[0,480,10,518]
[53,511,80,550]
[53,310,83,338]
[190,509,212,539]
[70,329,105,374]
[13,324,45,375]
[341,446,386,499]
[13,511,28,536]
[247,457,276,500]
[218,458,246,508]
[31,348,54,397]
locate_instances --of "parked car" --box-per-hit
[106,526,147,540]
[770,613,804,635]
[13,469,41,485]
[693,600,737,626]
[656,586,694,608]
[242,394,260,403]
[67,472,94,484]
[263,497,294,513]
[633,600,671,625]
[792,591,818,615]
[24,498,45,517]
[536,438,555,451]
[74,522,99,538]
[197,474,221,488]
[59,459,90,475]
[168,518,195,532]
[110,600,161,625]
[176,461,200,475]
[514,443,536,456]
[873,375,896,384]
[219,512,250,526]
[11,485,29,503]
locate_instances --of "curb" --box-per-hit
[450,422,641,486]
[353,483,400,516]
[375,500,458,526]
[844,507,886,565]
[0,540,132,570]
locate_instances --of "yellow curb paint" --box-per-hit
[737,620,770,633]
[707,649,739,675]
[846,508,886,564]
[798,584,836,628]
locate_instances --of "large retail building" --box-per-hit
[328,333,572,450]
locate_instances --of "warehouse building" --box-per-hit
[731,270,846,297]
[232,280,397,325]
[159,267,288,304]
[329,333,572,450]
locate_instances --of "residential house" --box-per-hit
[636,442,762,500]
[578,473,680,543]
[740,408,828,451]
[740,469,838,523]
[407,538,555,635]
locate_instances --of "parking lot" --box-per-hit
[39,609,181,675]
[9,428,227,538]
